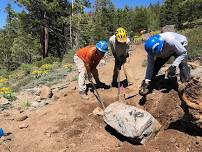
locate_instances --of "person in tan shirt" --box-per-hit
[109,27,133,87]
[74,41,109,99]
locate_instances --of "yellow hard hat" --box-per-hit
[115,27,127,43]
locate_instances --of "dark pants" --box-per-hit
[152,54,191,83]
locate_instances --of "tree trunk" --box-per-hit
[44,11,49,58]
[40,11,49,58]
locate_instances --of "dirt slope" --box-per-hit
[0,44,202,152]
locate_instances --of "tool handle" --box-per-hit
[88,74,105,109]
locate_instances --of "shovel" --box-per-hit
[88,74,105,110]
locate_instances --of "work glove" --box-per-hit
[167,65,176,79]
[139,80,150,96]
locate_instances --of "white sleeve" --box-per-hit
[170,39,187,67]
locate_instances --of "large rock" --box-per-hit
[162,25,176,32]
[104,102,161,144]
[40,86,53,99]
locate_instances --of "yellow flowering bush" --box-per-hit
[31,69,50,78]
[40,64,52,70]
[0,86,15,101]
[0,77,8,83]
[31,64,53,78]
[0,87,11,94]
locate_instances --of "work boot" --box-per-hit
[97,82,110,89]
[79,91,89,100]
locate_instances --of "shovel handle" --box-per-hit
[89,75,105,109]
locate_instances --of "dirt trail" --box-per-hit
[0,44,202,152]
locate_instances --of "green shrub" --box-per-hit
[0,68,8,77]
[62,50,75,64]
[11,76,33,92]
[33,57,59,67]
[9,70,26,81]
[180,26,202,59]
[19,64,35,75]
[20,100,31,110]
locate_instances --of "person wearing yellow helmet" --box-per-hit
[109,27,133,87]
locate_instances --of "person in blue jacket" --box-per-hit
[139,32,191,96]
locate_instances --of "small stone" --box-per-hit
[19,123,29,129]
[16,115,28,121]
[5,117,14,121]
[66,143,76,148]
[3,112,10,117]
[64,93,68,97]
[92,107,104,116]
[115,142,122,148]
[19,110,24,113]
[71,86,77,90]
[39,101,49,107]
[170,137,176,143]
[53,94,60,100]
[2,136,12,142]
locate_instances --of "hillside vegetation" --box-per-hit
[0,0,202,101]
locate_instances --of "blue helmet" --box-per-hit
[96,40,108,53]
[144,34,164,55]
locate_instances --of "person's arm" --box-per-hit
[145,55,155,81]
[139,55,154,96]
[171,39,187,67]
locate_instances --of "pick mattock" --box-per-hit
[88,73,105,109]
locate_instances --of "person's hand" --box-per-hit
[167,65,176,79]
[139,80,150,96]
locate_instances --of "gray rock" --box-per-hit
[103,102,161,144]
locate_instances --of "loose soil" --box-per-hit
[0,44,202,152]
